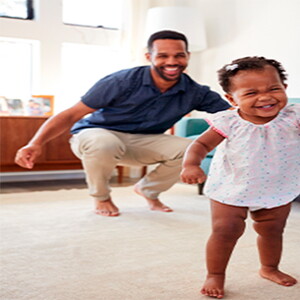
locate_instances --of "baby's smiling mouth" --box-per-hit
[255,104,276,109]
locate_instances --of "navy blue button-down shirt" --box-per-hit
[71,66,230,134]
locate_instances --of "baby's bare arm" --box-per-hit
[181,128,224,184]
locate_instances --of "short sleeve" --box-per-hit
[194,87,231,113]
[81,73,126,109]
[288,104,300,127]
[205,110,238,138]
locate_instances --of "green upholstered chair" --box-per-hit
[288,98,300,104]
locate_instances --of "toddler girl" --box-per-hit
[181,56,299,298]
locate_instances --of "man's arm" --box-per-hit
[15,101,96,169]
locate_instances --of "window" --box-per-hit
[1,0,126,113]
[0,0,34,20]
[63,0,124,29]
[0,38,38,99]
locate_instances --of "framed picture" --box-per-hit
[0,96,24,116]
[26,95,54,116]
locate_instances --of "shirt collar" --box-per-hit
[143,66,187,94]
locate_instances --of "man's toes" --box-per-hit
[95,209,110,216]
[162,206,173,212]
[109,211,120,217]
[95,209,119,217]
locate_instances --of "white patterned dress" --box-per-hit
[204,104,300,210]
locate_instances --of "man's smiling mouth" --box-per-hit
[164,66,180,75]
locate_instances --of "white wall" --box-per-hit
[190,0,300,98]
[144,0,300,99]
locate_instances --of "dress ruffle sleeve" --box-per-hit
[205,110,237,138]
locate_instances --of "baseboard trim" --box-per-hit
[0,170,86,183]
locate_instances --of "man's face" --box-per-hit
[146,39,190,83]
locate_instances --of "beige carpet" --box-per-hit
[0,183,299,300]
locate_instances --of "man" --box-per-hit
[15,30,230,217]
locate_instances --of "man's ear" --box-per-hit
[145,52,151,62]
[225,93,238,107]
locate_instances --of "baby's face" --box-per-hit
[225,65,287,124]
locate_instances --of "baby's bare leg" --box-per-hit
[251,203,297,286]
[201,200,248,298]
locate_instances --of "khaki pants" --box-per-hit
[70,128,192,201]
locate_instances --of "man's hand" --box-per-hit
[180,166,207,184]
[13,101,96,170]
[14,144,42,169]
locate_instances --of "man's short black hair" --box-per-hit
[147,30,189,52]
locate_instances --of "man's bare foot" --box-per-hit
[94,198,120,217]
[133,184,173,212]
[201,274,225,299]
[259,267,297,286]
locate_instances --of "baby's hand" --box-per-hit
[180,166,207,184]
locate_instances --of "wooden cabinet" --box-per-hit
[0,116,82,172]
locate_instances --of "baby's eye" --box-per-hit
[244,92,256,96]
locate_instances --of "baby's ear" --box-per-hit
[225,93,238,107]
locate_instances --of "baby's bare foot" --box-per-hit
[259,267,297,286]
[94,198,120,217]
[201,274,225,299]
[134,184,173,212]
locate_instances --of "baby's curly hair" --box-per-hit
[218,56,288,93]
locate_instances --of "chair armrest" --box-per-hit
[288,98,300,104]
[174,117,209,138]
